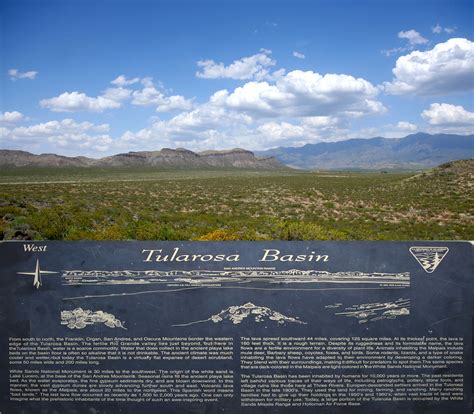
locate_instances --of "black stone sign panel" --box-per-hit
[0,241,472,413]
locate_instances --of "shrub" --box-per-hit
[194,229,241,241]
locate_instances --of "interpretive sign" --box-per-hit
[0,241,472,413]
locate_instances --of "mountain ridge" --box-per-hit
[0,147,286,170]
[255,132,474,170]
[1,133,472,170]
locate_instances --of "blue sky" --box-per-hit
[1,0,473,156]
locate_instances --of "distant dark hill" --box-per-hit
[0,150,90,168]
[256,133,474,170]
[0,148,286,170]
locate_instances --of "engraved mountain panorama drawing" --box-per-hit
[61,268,410,288]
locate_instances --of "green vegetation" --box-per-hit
[0,161,472,241]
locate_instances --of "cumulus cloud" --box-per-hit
[111,75,140,86]
[421,103,474,126]
[302,116,340,128]
[131,79,194,112]
[382,29,428,57]
[257,121,305,140]
[398,30,428,46]
[384,38,474,95]
[140,77,156,88]
[211,70,385,118]
[10,119,109,137]
[1,119,113,153]
[118,109,347,151]
[293,51,305,59]
[101,87,133,102]
[8,68,38,80]
[40,77,193,114]
[117,66,387,151]
[196,49,276,80]
[118,83,367,151]
[40,88,132,112]
[155,95,194,112]
[131,104,251,139]
[397,121,418,132]
[118,102,256,151]
[256,118,349,147]
[0,111,24,123]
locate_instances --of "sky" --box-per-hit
[1,0,473,157]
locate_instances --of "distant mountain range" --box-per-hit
[256,133,474,170]
[0,148,285,170]
[1,133,472,170]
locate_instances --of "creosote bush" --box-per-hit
[0,162,472,241]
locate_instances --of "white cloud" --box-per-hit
[131,86,163,106]
[381,47,406,57]
[153,104,252,138]
[255,117,350,148]
[111,65,393,152]
[302,116,340,128]
[11,119,109,136]
[41,77,193,114]
[8,68,38,80]
[111,75,140,86]
[382,29,428,57]
[156,95,194,112]
[421,103,474,126]
[118,82,370,151]
[118,103,255,151]
[293,51,305,59]
[257,121,305,141]
[0,127,9,138]
[211,81,289,116]
[40,88,131,112]
[384,38,474,95]
[118,108,347,151]
[196,49,276,80]
[131,79,194,112]
[432,24,456,34]
[397,121,418,132]
[1,119,113,153]
[212,70,385,118]
[102,87,133,102]
[432,24,442,34]
[115,68,385,151]
[0,111,24,123]
[398,30,428,46]
[140,77,156,88]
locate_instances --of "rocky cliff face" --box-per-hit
[0,148,287,169]
[199,148,283,168]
